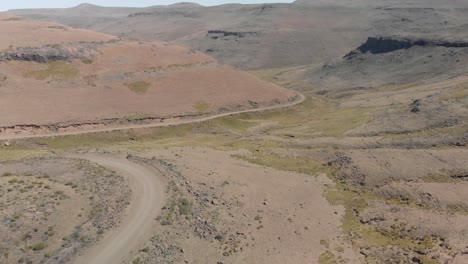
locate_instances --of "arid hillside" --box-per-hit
[5,2,372,69]
[0,15,297,137]
[7,0,468,69]
[1,1,467,264]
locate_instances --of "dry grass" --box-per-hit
[206,114,259,132]
[325,183,373,235]
[240,96,377,138]
[248,65,307,87]
[384,125,467,140]
[193,102,210,113]
[24,62,79,80]
[439,85,468,103]
[126,81,151,94]
[235,151,334,176]
[0,147,49,161]
[318,250,338,264]
[374,82,421,92]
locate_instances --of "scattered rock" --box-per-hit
[410,99,422,113]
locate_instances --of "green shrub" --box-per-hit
[178,198,192,215]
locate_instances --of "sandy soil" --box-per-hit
[126,147,360,263]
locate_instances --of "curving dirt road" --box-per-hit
[0,92,305,141]
[71,155,165,264]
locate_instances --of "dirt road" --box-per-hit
[0,92,305,141]
[71,155,165,264]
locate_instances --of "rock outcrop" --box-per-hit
[346,36,468,57]
[0,42,100,63]
[207,30,259,39]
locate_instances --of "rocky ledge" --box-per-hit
[346,36,468,57]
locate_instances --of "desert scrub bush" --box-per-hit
[320,239,330,249]
[31,242,46,251]
[24,61,79,80]
[126,81,151,94]
[160,219,173,226]
[178,198,192,215]
[140,246,150,253]
[335,246,345,253]
[2,172,13,177]
[81,58,94,64]
[13,212,21,220]
[318,250,338,264]
[8,178,18,184]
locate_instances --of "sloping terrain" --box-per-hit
[1,1,468,264]
[6,1,468,69]
[282,35,468,141]
[260,26,468,263]
[5,2,371,70]
[0,15,297,138]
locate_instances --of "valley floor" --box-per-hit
[0,68,467,264]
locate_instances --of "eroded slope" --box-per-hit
[0,15,296,137]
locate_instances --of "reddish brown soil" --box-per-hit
[0,15,296,133]
[0,15,116,50]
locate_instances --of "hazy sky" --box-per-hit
[0,0,293,11]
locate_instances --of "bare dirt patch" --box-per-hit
[124,147,360,264]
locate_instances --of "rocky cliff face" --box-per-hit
[207,30,259,39]
[346,36,468,57]
[0,42,101,63]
